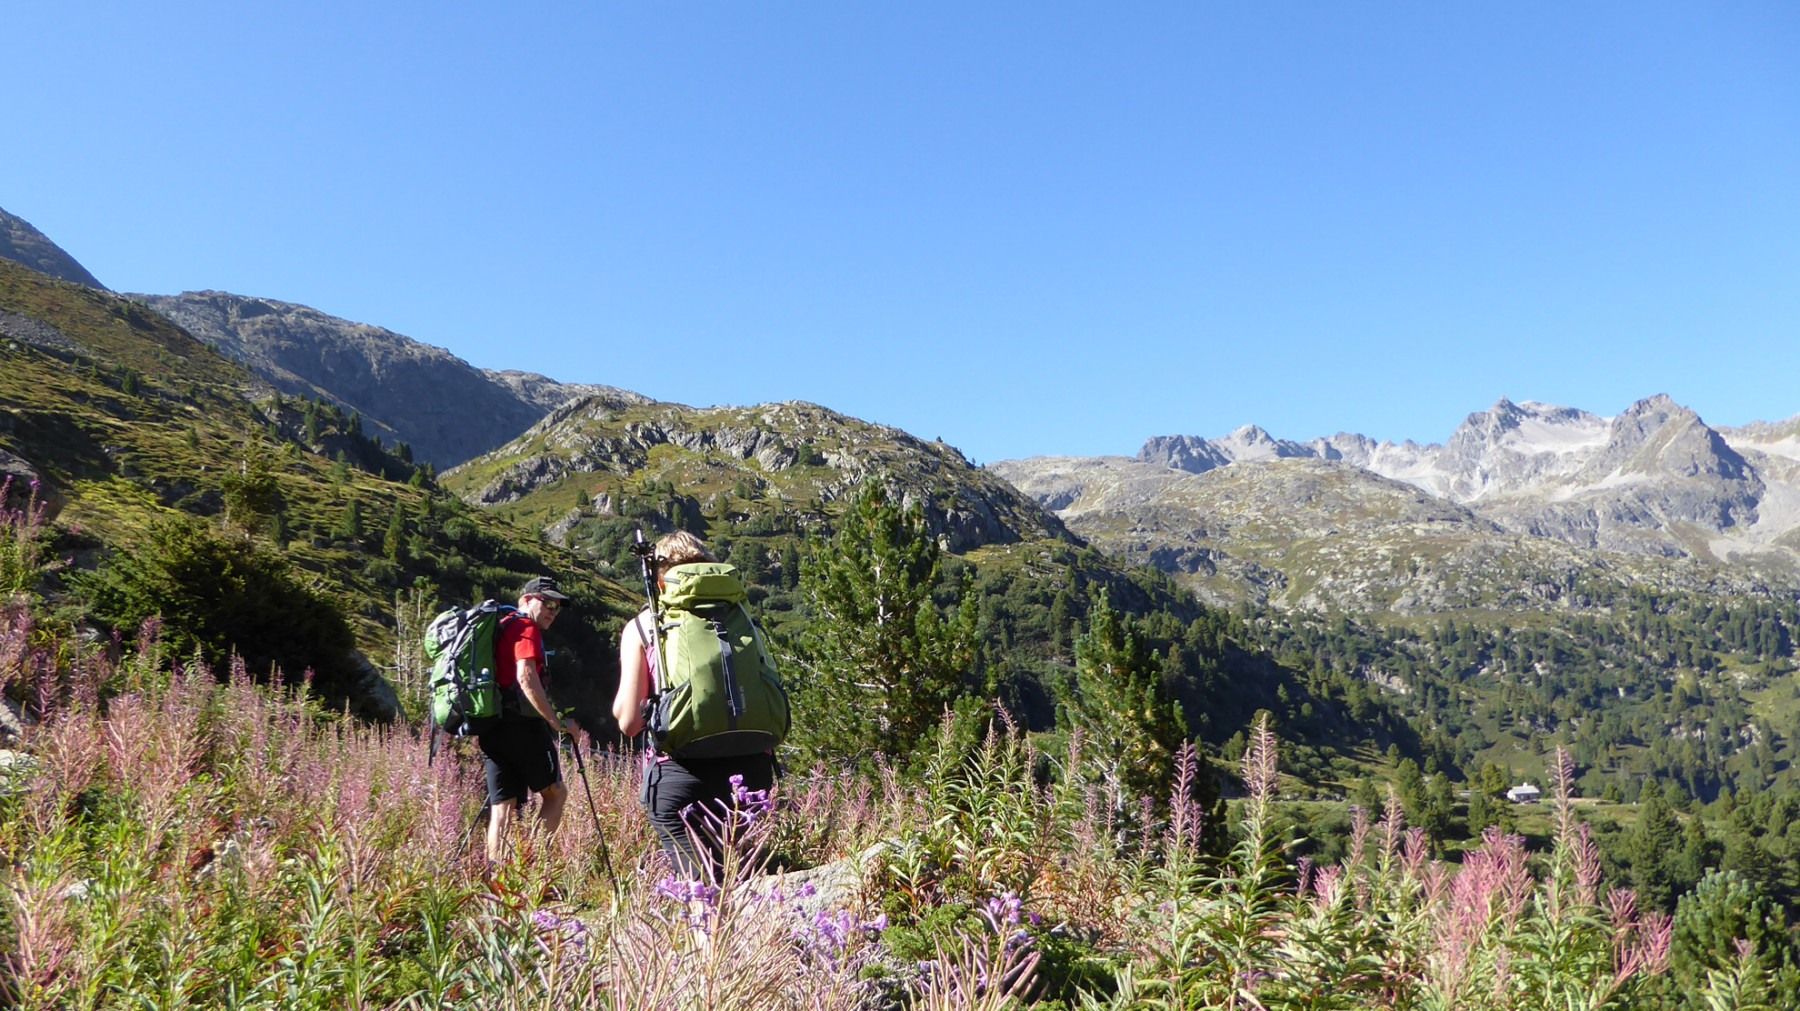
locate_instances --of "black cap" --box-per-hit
[520,575,568,601]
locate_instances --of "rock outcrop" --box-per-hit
[447,398,1073,553]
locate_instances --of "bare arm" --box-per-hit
[517,657,579,734]
[613,612,651,736]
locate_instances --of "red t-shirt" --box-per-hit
[494,613,545,689]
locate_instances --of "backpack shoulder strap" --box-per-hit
[633,614,661,693]
[737,602,774,667]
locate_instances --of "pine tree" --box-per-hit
[788,482,977,767]
[1629,783,1686,911]
[334,498,363,546]
[1661,870,1800,1008]
[383,506,406,562]
[1050,589,1073,659]
[728,537,769,585]
[779,543,801,589]
[219,441,280,536]
[1059,590,1189,813]
[302,399,322,445]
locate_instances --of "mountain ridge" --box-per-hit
[0,206,107,290]
[444,394,1074,554]
[993,395,1800,614]
[130,290,649,468]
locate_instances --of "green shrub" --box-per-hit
[75,516,360,699]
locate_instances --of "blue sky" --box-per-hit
[4,2,1797,462]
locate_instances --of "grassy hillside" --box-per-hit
[446,396,1072,553]
[0,259,638,722]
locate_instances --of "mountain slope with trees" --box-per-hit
[0,258,638,723]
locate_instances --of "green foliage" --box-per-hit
[1,477,60,601]
[333,497,363,545]
[1085,742,1678,1011]
[382,504,406,562]
[877,709,1078,920]
[73,515,362,700]
[1059,590,1188,815]
[1649,870,1800,1010]
[219,439,281,534]
[788,483,979,766]
[1625,782,1719,912]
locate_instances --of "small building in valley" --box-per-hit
[1507,783,1542,804]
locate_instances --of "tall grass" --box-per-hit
[0,604,1766,1008]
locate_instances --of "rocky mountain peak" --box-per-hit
[448,397,1072,554]
[1006,393,1796,570]
[1219,424,1307,462]
[1434,399,1610,501]
[1593,396,1749,483]
[1139,434,1232,473]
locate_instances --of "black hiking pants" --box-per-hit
[641,753,777,881]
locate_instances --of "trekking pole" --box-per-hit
[566,728,623,903]
[630,527,666,750]
[462,800,491,855]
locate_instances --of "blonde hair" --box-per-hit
[655,530,716,575]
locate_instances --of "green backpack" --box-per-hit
[424,600,509,746]
[650,563,790,759]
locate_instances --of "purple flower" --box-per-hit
[982,892,1023,930]
[794,908,887,959]
[729,775,774,820]
[654,876,719,907]
[531,909,591,956]
[814,909,852,950]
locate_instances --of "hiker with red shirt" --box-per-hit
[480,575,582,863]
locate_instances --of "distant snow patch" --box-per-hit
[1506,415,1611,454]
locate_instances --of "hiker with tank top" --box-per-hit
[613,531,780,880]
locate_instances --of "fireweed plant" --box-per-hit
[0,613,1774,1008]
[1,475,61,603]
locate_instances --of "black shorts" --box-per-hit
[642,753,778,879]
[477,717,561,805]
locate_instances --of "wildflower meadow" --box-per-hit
[0,473,1780,1009]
